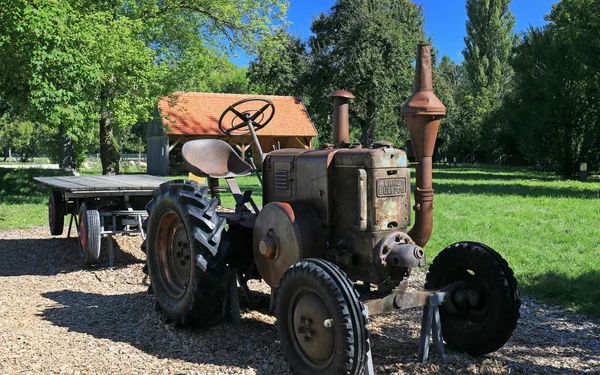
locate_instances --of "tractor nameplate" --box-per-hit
[376,178,406,197]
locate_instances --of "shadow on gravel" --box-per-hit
[40,290,286,373]
[0,236,143,276]
[39,289,600,374]
[369,305,600,374]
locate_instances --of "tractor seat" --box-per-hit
[181,139,253,178]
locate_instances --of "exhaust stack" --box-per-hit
[330,90,355,146]
[401,44,446,248]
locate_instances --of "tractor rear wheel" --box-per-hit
[277,258,369,375]
[145,180,229,328]
[425,242,521,356]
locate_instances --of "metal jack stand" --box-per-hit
[417,292,446,363]
[364,286,451,372]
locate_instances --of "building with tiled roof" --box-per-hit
[146,92,317,175]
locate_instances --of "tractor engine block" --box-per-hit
[260,144,419,285]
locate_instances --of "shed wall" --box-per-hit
[147,136,168,176]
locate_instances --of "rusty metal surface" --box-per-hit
[331,146,412,284]
[330,90,354,146]
[400,44,446,248]
[181,139,252,178]
[253,202,326,287]
[365,289,447,317]
[401,44,446,117]
[263,148,340,227]
[373,231,425,283]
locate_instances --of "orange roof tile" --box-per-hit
[159,92,317,137]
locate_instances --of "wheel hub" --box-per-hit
[292,292,335,363]
[79,213,87,251]
[49,200,55,227]
[172,227,191,281]
[156,210,191,300]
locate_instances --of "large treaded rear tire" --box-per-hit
[277,258,369,375]
[144,180,229,328]
[425,242,521,356]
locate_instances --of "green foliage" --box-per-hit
[0,114,34,156]
[178,52,251,94]
[306,0,425,146]
[464,0,516,99]
[460,0,517,158]
[506,4,600,178]
[0,0,287,172]
[249,0,425,147]
[0,168,69,230]
[248,28,309,96]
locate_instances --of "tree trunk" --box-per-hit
[100,107,120,175]
[361,100,376,146]
[58,124,75,171]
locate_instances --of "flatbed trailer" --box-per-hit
[34,174,168,266]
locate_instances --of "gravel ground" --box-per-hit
[1,227,599,375]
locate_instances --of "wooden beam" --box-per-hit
[168,136,184,152]
[234,143,250,161]
[295,136,311,149]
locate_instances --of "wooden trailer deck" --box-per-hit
[34,174,167,198]
[35,174,169,266]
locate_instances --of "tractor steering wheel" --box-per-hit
[218,98,275,135]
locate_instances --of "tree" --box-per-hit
[433,55,471,158]
[0,0,287,174]
[505,0,600,177]
[461,0,516,158]
[248,29,309,96]
[306,0,425,146]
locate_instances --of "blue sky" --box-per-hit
[232,0,557,66]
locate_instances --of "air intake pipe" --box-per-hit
[401,44,446,248]
[330,90,355,147]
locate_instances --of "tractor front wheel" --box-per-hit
[145,180,229,328]
[277,258,369,375]
[425,242,521,356]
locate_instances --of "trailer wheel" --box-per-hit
[79,202,101,265]
[277,258,369,375]
[48,190,65,236]
[145,180,229,328]
[425,242,521,356]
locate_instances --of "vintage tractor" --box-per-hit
[142,44,521,375]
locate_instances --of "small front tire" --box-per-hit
[277,258,369,375]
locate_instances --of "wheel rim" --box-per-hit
[155,209,192,300]
[49,197,55,229]
[443,268,492,329]
[79,211,87,253]
[289,288,335,369]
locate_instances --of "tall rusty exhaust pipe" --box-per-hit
[330,90,355,146]
[401,44,446,248]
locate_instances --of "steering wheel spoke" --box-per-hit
[229,106,246,120]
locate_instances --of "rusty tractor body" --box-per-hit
[143,45,521,375]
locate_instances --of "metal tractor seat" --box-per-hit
[182,139,252,178]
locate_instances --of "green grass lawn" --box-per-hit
[0,168,72,230]
[1,165,599,316]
